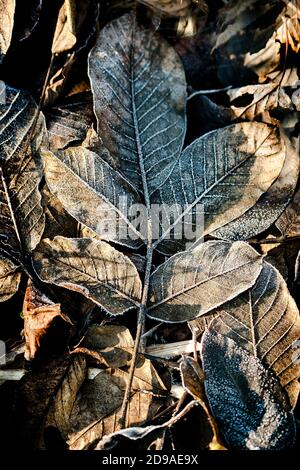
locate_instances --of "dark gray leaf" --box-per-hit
[88,11,187,195]
[201,330,296,450]
[147,241,263,322]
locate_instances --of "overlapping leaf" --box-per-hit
[212,133,299,241]
[0,86,45,300]
[201,330,296,450]
[88,11,187,195]
[152,122,286,253]
[208,261,300,408]
[33,236,142,315]
[147,241,263,322]
[68,359,167,450]
[42,146,144,248]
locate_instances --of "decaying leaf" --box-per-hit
[0,0,15,63]
[88,11,187,195]
[208,261,300,408]
[227,84,293,121]
[0,257,21,301]
[275,1,300,53]
[68,358,167,450]
[201,330,296,450]
[33,236,142,315]
[147,241,263,322]
[23,279,71,362]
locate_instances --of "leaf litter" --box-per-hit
[0,0,300,452]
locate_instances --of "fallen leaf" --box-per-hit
[23,279,71,361]
[147,241,263,322]
[88,11,187,195]
[208,261,300,408]
[201,329,296,450]
[33,236,142,315]
[0,0,15,63]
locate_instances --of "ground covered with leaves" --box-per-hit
[0,0,300,452]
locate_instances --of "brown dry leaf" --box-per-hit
[0,0,15,63]
[33,237,142,315]
[148,241,263,323]
[68,358,167,450]
[214,0,282,85]
[41,354,86,446]
[0,258,21,302]
[180,356,226,450]
[139,0,193,17]
[208,261,300,409]
[277,185,300,238]
[95,423,167,450]
[41,184,78,240]
[228,84,293,122]
[15,354,86,448]
[43,53,76,108]
[212,131,299,241]
[23,279,71,361]
[79,324,134,368]
[45,92,94,151]
[276,1,300,53]
[52,0,77,54]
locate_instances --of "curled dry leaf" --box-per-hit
[88,11,187,195]
[95,423,166,451]
[147,241,263,322]
[213,0,282,86]
[228,84,293,122]
[23,279,71,362]
[201,330,296,450]
[0,0,15,63]
[33,236,142,315]
[52,0,77,54]
[138,0,193,17]
[208,261,300,408]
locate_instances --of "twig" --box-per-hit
[248,235,300,245]
[188,85,232,100]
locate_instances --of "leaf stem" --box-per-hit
[119,242,153,428]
